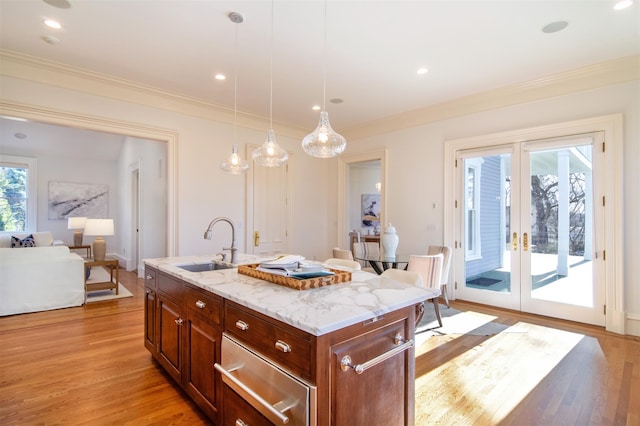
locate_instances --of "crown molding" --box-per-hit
[0,50,306,139]
[342,55,639,140]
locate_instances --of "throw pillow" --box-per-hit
[11,234,36,248]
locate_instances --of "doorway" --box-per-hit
[456,134,605,325]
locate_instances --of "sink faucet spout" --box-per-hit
[204,217,238,264]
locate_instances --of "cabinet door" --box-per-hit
[157,295,183,383]
[223,385,275,426]
[144,287,156,354]
[330,319,413,425]
[184,313,220,422]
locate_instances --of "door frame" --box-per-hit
[338,149,388,250]
[0,100,178,258]
[444,114,625,334]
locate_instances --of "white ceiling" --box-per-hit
[0,0,638,133]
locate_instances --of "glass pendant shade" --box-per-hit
[220,144,249,175]
[301,110,346,158]
[252,129,288,167]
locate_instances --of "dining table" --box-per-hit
[353,253,411,275]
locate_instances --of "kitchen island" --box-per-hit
[144,254,433,425]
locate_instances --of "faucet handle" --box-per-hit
[216,252,228,262]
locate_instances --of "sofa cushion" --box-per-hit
[0,231,54,248]
[11,234,36,248]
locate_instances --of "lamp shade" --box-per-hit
[84,219,114,236]
[67,217,87,230]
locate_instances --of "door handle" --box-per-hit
[523,232,529,251]
[254,231,260,246]
[512,232,518,251]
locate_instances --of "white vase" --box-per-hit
[381,223,399,258]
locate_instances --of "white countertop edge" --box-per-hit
[145,255,433,336]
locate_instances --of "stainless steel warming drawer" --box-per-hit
[214,333,317,426]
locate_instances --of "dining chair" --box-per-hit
[407,253,444,328]
[324,258,361,271]
[427,245,452,307]
[332,247,354,260]
[380,268,422,286]
[352,241,380,272]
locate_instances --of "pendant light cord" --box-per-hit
[322,0,327,111]
[269,0,274,129]
[234,21,238,143]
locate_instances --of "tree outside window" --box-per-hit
[0,165,28,232]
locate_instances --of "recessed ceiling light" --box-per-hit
[417,67,429,75]
[312,105,321,111]
[613,0,633,10]
[14,133,27,140]
[43,0,71,9]
[42,35,60,45]
[214,73,226,81]
[542,20,569,34]
[43,19,62,29]
[329,98,343,104]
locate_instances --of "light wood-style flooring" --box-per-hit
[1,269,638,425]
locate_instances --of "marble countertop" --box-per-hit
[144,254,432,336]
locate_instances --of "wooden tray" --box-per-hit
[238,263,351,291]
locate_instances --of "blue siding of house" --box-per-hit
[466,156,504,277]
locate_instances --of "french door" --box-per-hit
[455,133,605,325]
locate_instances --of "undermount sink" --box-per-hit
[175,261,235,272]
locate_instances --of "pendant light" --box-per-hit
[252,0,288,167]
[220,12,250,175]
[301,0,346,158]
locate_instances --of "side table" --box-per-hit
[85,258,119,296]
[69,245,92,259]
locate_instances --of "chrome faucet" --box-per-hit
[204,217,238,264]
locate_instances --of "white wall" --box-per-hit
[2,60,637,333]
[347,80,639,333]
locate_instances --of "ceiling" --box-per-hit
[0,0,638,133]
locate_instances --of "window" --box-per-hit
[464,158,483,260]
[0,155,37,232]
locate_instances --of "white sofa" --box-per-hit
[0,231,85,316]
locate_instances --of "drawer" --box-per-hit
[144,266,157,289]
[157,272,183,303]
[225,302,315,382]
[185,285,222,325]
[223,385,275,426]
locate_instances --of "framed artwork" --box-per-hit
[361,193,381,226]
[48,181,109,220]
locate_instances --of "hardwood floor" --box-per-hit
[1,270,638,425]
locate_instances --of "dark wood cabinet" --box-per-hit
[143,268,157,354]
[328,318,413,425]
[144,266,417,426]
[144,266,223,423]
[184,285,222,423]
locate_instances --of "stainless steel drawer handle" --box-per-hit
[275,340,291,353]
[195,300,206,309]
[146,275,153,280]
[235,420,249,426]
[235,320,249,331]
[340,333,414,375]
[214,363,291,424]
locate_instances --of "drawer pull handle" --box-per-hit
[195,300,206,309]
[235,420,249,426]
[146,275,153,280]
[340,333,413,375]
[175,318,184,326]
[235,320,249,331]
[215,363,291,425]
[275,340,291,353]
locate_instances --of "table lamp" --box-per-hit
[67,216,87,246]
[84,218,114,261]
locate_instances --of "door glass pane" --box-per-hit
[529,145,593,307]
[464,154,511,293]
